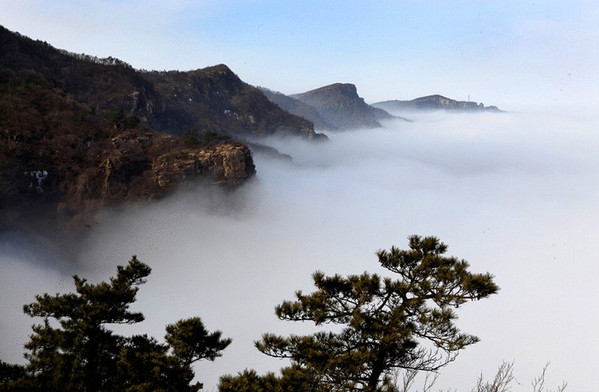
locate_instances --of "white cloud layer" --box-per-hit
[2,109,598,391]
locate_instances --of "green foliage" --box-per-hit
[197,130,231,145]
[219,369,283,392]
[166,318,232,365]
[219,365,321,392]
[183,129,199,146]
[2,256,231,392]
[252,235,499,392]
[0,361,26,391]
[184,129,232,147]
[123,115,140,129]
[106,111,140,130]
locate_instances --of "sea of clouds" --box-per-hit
[2,108,598,391]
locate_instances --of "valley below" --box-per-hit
[2,108,598,391]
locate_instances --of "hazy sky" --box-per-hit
[1,0,598,109]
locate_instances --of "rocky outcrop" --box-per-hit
[57,130,255,228]
[1,106,255,229]
[0,35,256,231]
[142,66,326,140]
[290,83,397,130]
[373,95,501,113]
[258,87,339,131]
[152,142,255,189]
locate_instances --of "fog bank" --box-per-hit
[2,109,598,391]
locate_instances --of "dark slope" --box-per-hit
[142,66,326,140]
[0,25,323,140]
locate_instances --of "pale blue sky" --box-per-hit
[2,1,598,109]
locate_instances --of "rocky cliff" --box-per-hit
[373,95,501,113]
[142,66,326,140]
[291,83,396,130]
[0,26,257,231]
[258,87,339,131]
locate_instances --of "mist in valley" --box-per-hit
[2,108,599,391]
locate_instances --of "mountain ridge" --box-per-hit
[0,25,325,141]
[0,25,263,233]
[258,83,405,130]
[291,83,389,129]
[373,94,501,113]
[258,86,339,131]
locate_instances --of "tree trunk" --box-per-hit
[366,361,385,392]
[84,329,99,392]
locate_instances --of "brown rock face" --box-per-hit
[3,126,255,230]
[59,132,255,228]
[153,142,255,189]
[0,67,255,231]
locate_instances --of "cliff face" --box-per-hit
[0,69,255,228]
[60,130,255,228]
[258,87,339,131]
[290,83,395,130]
[0,26,257,231]
[143,66,326,140]
[373,95,501,113]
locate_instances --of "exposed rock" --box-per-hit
[142,66,326,140]
[373,95,502,113]
[289,83,403,130]
[291,83,380,129]
[0,27,257,232]
[258,87,339,131]
[152,142,255,189]
[1,104,256,230]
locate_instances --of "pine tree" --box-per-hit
[4,256,231,392]
[22,256,150,392]
[254,236,499,392]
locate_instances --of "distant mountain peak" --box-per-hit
[258,87,339,131]
[289,83,396,129]
[200,63,236,76]
[373,94,501,113]
[292,83,360,103]
[310,82,358,95]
